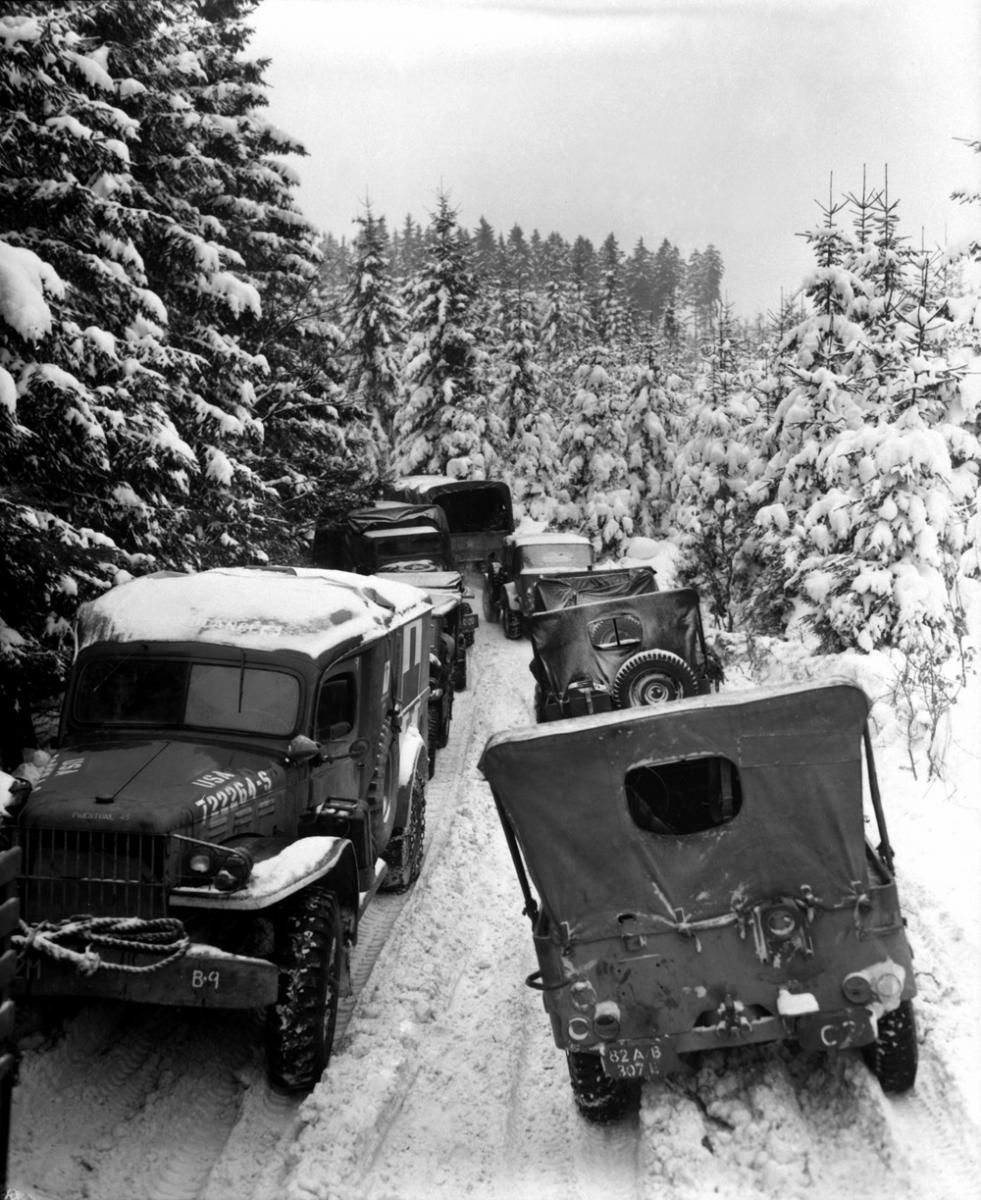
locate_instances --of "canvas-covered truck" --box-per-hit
[386,476,514,571]
[312,501,454,574]
[1,567,432,1094]
[479,682,918,1122]
[528,586,721,721]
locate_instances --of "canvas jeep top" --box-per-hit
[531,564,658,613]
[528,586,719,720]
[479,681,918,1121]
[3,566,433,1093]
[386,476,514,569]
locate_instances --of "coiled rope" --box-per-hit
[14,916,190,976]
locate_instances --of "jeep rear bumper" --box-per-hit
[16,942,280,1009]
[596,1007,878,1080]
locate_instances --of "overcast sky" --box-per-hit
[249,0,980,315]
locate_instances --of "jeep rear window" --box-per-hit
[588,612,642,650]
[626,756,741,835]
[74,658,300,736]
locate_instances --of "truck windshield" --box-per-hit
[73,657,300,736]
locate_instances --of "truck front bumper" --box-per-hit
[16,942,280,1008]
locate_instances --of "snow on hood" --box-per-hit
[75,567,431,657]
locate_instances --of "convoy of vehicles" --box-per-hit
[3,567,432,1093]
[0,482,923,1123]
[480,681,919,1121]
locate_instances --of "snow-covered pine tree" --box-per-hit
[340,205,405,476]
[394,192,489,478]
[670,304,767,630]
[756,178,979,661]
[596,233,632,349]
[622,332,679,537]
[1,3,202,704]
[0,0,366,709]
[554,341,633,557]
[489,228,554,521]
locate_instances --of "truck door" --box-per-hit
[310,657,367,805]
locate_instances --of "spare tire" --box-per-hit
[612,649,699,708]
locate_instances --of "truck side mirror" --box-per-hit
[285,735,321,763]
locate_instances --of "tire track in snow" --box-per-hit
[207,635,487,1200]
[8,1004,186,1199]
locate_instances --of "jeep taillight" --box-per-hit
[565,986,621,1043]
[841,962,907,1008]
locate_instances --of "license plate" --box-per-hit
[601,1041,666,1079]
[462,613,478,630]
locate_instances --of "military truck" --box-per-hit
[480,682,918,1121]
[313,501,454,575]
[2,567,432,1093]
[377,569,478,777]
[386,477,514,571]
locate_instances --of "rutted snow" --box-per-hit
[6,575,981,1200]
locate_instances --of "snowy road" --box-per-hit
[7,612,981,1200]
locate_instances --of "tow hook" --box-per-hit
[719,992,752,1038]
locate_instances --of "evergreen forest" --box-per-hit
[1,0,980,765]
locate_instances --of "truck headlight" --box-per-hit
[178,838,253,891]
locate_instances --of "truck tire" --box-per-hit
[438,687,453,749]
[452,651,468,692]
[266,884,342,1094]
[566,1050,639,1123]
[427,706,439,779]
[482,578,498,623]
[612,649,699,708]
[862,999,918,1094]
[367,726,397,857]
[503,606,523,640]
[381,759,426,893]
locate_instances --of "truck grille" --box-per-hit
[12,828,170,922]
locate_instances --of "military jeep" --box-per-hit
[528,587,720,722]
[479,682,918,1122]
[484,532,595,639]
[2,567,432,1094]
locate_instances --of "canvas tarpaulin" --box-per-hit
[480,682,872,945]
[532,566,658,612]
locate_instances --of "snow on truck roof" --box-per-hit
[397,475,507,493]
[75,567,431,657]
[508,532,592,546]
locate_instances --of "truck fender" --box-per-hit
[394,725,426,829]
[503,580,520,610]
[170,836,361,917]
